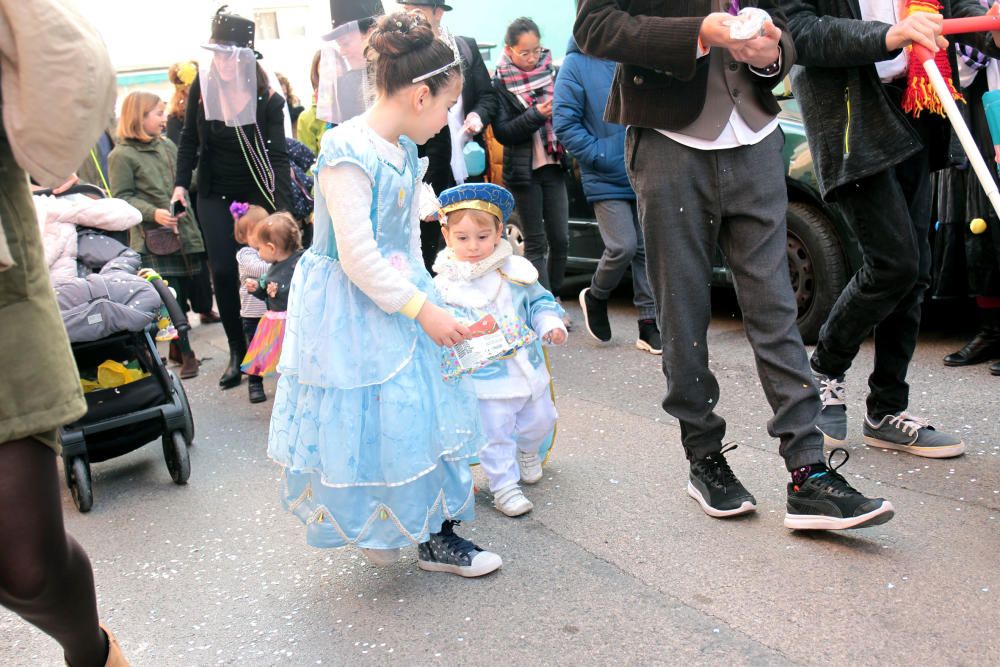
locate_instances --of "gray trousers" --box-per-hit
[625,127,824,470]
[589,199,657,321]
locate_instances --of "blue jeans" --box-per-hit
[589,199,657,320]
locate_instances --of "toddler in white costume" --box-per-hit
[432,183,567,516]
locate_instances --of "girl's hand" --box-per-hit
[154,208,179,229]
[544,328,567,345]
[266,282,278,298]
[416,302,471,347]
[535,99,553,119]
[171,186,188,205]
[244,278,259,293]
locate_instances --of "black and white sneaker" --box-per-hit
[784,448,894,530]
[636,319,662,355]
[687,445,757,517]
[813,369,848,446]
[417,521,502,577]
[579,287,611,342]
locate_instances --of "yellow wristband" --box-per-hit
[399,291,427,319]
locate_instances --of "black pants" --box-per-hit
[626,127,824,470]
[812,142,932,419]
[198,195,246,352]
[509,165,570,296]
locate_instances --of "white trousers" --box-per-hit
[477,394,557,492]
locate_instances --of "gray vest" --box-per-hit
[678,4,777,141]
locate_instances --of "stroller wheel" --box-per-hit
[67,456,93,513]
[163,431,191,485]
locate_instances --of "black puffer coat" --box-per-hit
[491,83,561,188]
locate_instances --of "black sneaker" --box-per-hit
[579,287,611,342]
[417,521,502,578]
[636,319,662,355]
[687,444,757,517]
[784,448,894,530]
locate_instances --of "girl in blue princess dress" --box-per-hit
[267,12,502,577]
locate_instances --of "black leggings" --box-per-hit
[0,438,107,666]
[198,195,247,352]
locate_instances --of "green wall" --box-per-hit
[442,0,577,68]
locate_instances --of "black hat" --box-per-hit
[399,0,453,10]
[329,0,385,31]
[209,6,255,49]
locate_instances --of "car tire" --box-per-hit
[505,215,525,257]
[786,202,848,345]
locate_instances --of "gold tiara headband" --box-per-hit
[438,200,504,226]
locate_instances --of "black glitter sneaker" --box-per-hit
[417,521,502,578]
[687,444,757,518]
[784,448,894,530]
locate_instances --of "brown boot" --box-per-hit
[167,340,183,365]
[179,351,200,379]
[100,624,130,667]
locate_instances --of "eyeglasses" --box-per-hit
[514,48,542,59]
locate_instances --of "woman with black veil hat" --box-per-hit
[172,6,292,393]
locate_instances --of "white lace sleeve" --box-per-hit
[319,164,420,313]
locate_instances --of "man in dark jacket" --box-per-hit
[400,1,498,270]
[553,37,660,354]
[782,0,998,459]
[576,0,894,531]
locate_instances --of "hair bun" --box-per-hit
[368,12,435,58]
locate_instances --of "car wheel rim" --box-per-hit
[787,232,814,315]
[505,223,525,256]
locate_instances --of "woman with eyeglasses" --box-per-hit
[493,17,571,326]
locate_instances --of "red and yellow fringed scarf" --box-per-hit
[902,0,965,117]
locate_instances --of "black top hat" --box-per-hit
[209,6,255,50]
[329,0,385,31]
[399,0,453,10]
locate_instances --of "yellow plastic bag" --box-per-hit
[94,360,148,389]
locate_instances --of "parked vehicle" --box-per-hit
[504,93,863,344]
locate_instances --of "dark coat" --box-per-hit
[553,37,633,203]
[782,0,997,199]
[573,0,795,132]
[419,35,498,193]
[175,73,292,212]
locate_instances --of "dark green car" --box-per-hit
[506,94,863,345]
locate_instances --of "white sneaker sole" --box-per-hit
[686,481,757,518]
[784,500,895,530]
[418,552,503,578]
[635,338,662,355]
[863,436,965,459]
[578,288,610,343]
[519,470,543,485]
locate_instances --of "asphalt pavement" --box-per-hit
[2,290,998,666]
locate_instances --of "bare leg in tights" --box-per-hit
[0,437,108,666]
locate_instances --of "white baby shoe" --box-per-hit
[517,450,544,485]
[493,484,533,517]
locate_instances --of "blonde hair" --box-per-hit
[118,92,163,142]
[443,208,501,231]
[254,212,302,253]
[233,205,270,245]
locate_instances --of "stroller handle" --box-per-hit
[147,277,191,335]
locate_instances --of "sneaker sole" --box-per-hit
[519,471,543,485]
[821,432,848,447]
[783,500,895,530]
[863,436,965,459]
[635,339,662,355]
[578,288,611,343]
[418,554,503,578]
[686,481,757,518]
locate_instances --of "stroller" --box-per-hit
[39,184,195,512]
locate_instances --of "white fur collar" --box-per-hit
[433,245,540,310]
[433,239,514,281]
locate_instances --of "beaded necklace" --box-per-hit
[236,122,276,210]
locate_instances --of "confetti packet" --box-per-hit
[727,7,770,40]
[441,314,535,380]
